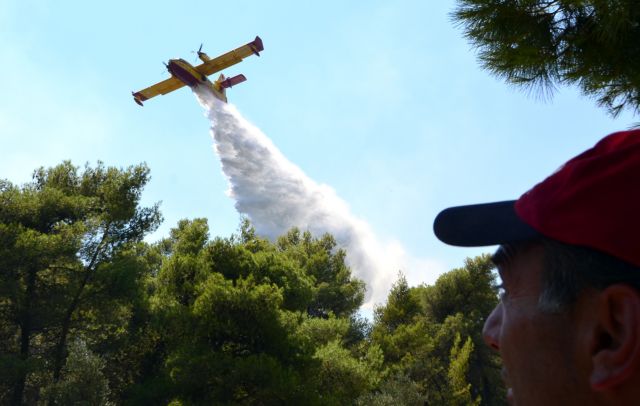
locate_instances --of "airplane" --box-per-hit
[132,36,263,106]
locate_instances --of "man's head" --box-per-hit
[433,130,640,405]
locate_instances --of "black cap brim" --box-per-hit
[433,200,540,247]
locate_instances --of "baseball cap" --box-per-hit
[433,129,640,267]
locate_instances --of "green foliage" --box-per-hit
[146,219,369,404]
[0,161,160,404]
[356,373,423,406]
[374,272,422,332]
[42,338,112,405]
[448,334,481,406]
[313,340,383,405]
[421,255,498,326]
[1,161,512,404]
[277,228,365,318]
[452,0,640,116]
[297,315,350,346]
[368,255,505,405]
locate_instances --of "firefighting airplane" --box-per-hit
[132,36,263,106]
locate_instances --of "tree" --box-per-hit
[448,334,481,406]
[0,161,161,405]
[42,338,112,405]
[367,256,505,405]
[146,219,371,404]
[419,255,504,405]
[276,227,365,318]
[452,0,640,116]
[373,273,422,333]
[313,340,383,405]
[356,373,423,406]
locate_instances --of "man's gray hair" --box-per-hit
[538,238,640,313]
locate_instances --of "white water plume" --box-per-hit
[194,87,417,307]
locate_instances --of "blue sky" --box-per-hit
[1,0,636,289]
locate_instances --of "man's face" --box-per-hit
[483,244,592,405]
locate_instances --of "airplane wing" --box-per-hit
[195,36,263,77]
[132,76,185,106]
[132,36,263,106]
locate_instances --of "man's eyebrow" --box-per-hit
[491,244,515,278]
[491,245,507,266]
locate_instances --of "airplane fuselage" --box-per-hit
[166,58,228,102]
[132,36,263,106]
[166,59,208,88]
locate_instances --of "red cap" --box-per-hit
[434,129,640,267]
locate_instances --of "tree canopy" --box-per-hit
[452,0,640,116]
[369,256,504,405]
[0,161,161,405]
[1,162,506,404]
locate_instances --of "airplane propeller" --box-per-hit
[191,43,204,63]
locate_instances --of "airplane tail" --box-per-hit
[211,73,248,103]
[219,74,247,89]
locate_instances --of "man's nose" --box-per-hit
[483,302,502,351]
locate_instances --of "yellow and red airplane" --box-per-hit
[132,36,263,106]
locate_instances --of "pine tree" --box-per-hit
[452,0,640,116]
[0,161,161,404]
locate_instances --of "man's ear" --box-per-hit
[589,284,640,390]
